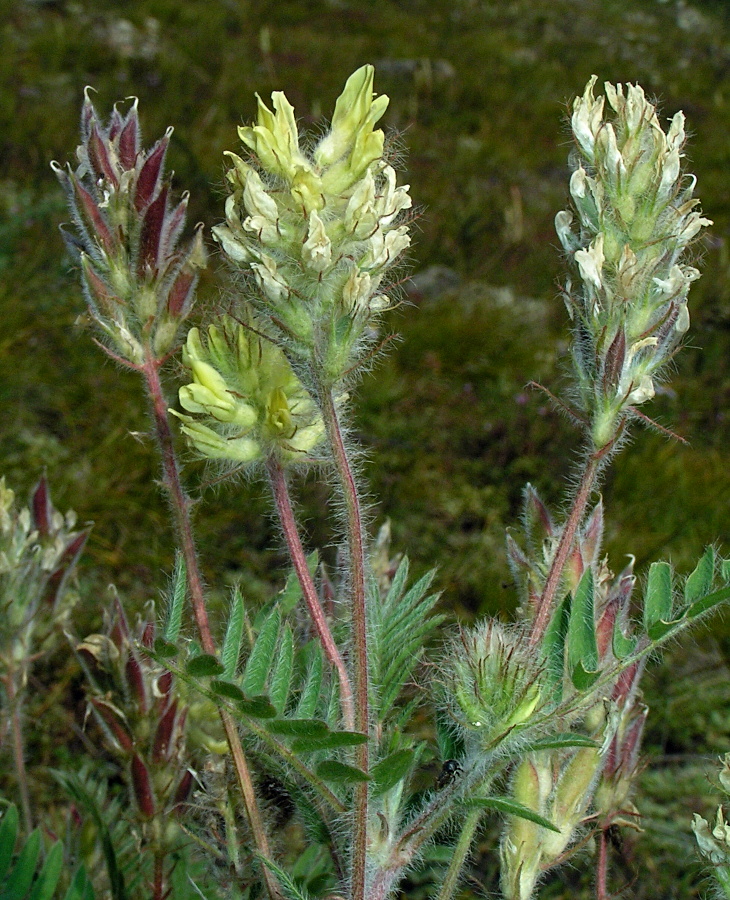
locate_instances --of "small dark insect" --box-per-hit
[436,759,462,789]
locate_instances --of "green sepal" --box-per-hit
[521,733,598,752]
[371,750,415,796]
[222,588,245,679]
[237,696,278,719]
[210,680,246,702]
[567,569,599,691]
[185,654,225,677]
[464,796,560,833]
[291,730,368,752]
[684,546,715,605]
[28,841,63,900]
[270,625,294,715]
[242,607,281,696]
[315,760,370,784]
[266,719,330,738]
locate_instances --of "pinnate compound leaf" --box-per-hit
[567,569,599,691]
[222,588,245,679]
[242,607,281,697]
[465,797,560,833]
[684,546,715,605]
[371,750,415,795]
[315,760,370,784]
[185,654,224,677]
[270,625,294,715]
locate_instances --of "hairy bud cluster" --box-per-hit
[77,602,194,842]
[0,476,87,677]
[52,91,206,364]
[556,77,711,449]
[444,622,544,753]
[171,318,331,467]
[213,65,412,385]
[693,754,730,887]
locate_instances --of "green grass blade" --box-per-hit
[28,842,63,900]
[2,828,41,899]
[0,806,19,883]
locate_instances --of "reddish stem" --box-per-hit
[142,351,281,900]
[267,456,355,730]
[5,671,32,833]
[529,453,600,647]
[596,827,609,900]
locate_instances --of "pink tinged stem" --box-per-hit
[318,387,369,900]
[141,351,282,900]
[5,672,32,833]
[267,456,355,730]
[596,827,609,900]
[529,453,601,648]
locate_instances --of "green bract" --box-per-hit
[171,318,329,465]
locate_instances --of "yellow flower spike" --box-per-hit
[238,91,311,184]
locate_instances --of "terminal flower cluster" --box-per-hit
[555,77,711,449]
[212,65,412,385]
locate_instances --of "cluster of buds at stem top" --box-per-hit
[443,621,544,754]
[693,754,730,891]
[171,317,335,467]
[0,475,88,684]
[77,600,194,842]
[212,65,412,386]
[555,76,711,450]
[52,90,206,365]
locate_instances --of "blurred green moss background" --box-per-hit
[2,0,730,896]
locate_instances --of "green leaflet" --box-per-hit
[315,760,370,784]
[256,855,314,900]
[612,618,637,660]
[567,569,599,691]
[542,594,570,700]
[222,588,245,679]
[371,749,415,796]
[27,842,63,900]
[61,867,95,900]
[210,680,246,702]
[270,625,294,715]
[684,547,715,605]
[163,552,186,644]
[2,829,41,899]
[295,644,323,719]
[238,696,278,719]
[520,733,597,752]
[185,654,225,677]
[291,731,367,752]
[685,585,730,621]
[266,719,329,738]
[242,607,281,697]
[278,551,318,616]
[464,796,560,833]
[644,561,675,638]
[0,805,18,883]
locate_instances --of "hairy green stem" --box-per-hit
[5,670,32,833]
[317,386,369,900]
[436,807,483,900]
[529,452,600,647]
[142,351,281,900]
[267,456,355,730]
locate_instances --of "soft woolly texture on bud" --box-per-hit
[212,65,411,385]
[556,76,710,450]
[443,622,544,753]
[52,91,206,363]
[171,318,331,467]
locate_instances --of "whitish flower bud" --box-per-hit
[242,170,280,244]
[302,210,332,272]
[574,233,605,293]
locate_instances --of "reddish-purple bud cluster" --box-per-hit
[52,90,206,363]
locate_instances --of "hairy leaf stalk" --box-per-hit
[436,807,483,900]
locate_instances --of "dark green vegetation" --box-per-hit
[1,0,729,896]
